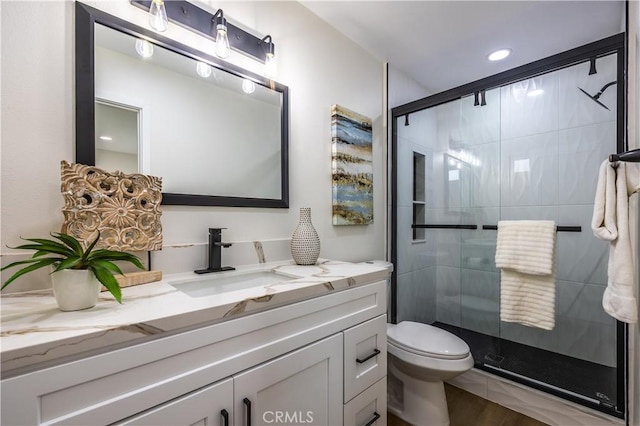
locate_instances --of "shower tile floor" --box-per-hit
[433,322,620,417]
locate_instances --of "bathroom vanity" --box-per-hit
[1,261,388,426]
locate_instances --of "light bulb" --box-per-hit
[135,39,154,58]
[196,62,212,78]
[242,79,256,94]
[148,0,168,32]
[264,52,277,79]
[215,25,230,59]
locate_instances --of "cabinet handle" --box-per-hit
[243,397,252,426]
[363,411,381,426]
[221,409,229,426]
[356,348,381,364]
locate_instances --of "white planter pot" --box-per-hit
[51,269,101,311]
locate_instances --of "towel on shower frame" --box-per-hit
[495,220,556,275]
[591,160,638,323]
[495,220,557,330]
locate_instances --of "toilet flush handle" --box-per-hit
[356,348,381,364]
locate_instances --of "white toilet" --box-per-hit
[387,321,474,426]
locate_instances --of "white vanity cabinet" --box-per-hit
[1,280,387,426]
[118,334,343,426]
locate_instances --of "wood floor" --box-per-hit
[387,383,548,426]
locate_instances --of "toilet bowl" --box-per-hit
[387,321,474,426]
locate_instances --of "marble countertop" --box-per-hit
[0,260,389,376]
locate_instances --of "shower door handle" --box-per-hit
[356,348,381,364]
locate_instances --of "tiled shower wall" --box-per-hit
[396,53,618,366]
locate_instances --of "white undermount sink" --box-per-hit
[168,270,300,298]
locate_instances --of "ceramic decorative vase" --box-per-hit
[291,208,321,265]
[51,269,101,311]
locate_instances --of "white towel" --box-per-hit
[495,220,557,330]
[591,160,638,323]
[495,220,556,275]
[500,269,556,330]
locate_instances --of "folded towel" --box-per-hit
[495,220,556,275]
[495,220,557,330]
[500,269,555,330]
[592,160,638,323]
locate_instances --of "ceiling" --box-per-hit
[300,1,625,95]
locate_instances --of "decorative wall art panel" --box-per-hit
[60,161,163,251]
[331,104,373,225]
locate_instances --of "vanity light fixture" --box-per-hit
[135,39,154,58]
[131,1,277,69]
[261,35,276,78]
[242,79,256,94]
[196,61,213,78]
[212,10,230,59]
[488,48,511,61]
[148,0,168,32]
[99,136,113,141]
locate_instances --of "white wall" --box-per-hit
[0,0,385,291]
[388,64,430,109]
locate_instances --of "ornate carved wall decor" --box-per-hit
[60,161,163,251]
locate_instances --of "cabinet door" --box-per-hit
[234,334,343,426]
[343,378,386,426]
[114,378,233,426]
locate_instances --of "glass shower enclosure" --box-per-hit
[391,34,625,418]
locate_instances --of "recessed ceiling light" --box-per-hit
[488,49,511,61]
[99,136,113,141]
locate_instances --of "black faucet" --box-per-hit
[195,228,236,274]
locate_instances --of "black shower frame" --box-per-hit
[390,33,626,418]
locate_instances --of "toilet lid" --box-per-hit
[387,322,470,360]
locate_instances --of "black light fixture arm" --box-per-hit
[212,8,226,27]
[131,0,275,63]
[260,34,275,57]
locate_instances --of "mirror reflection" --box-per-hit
[95,100,140,175]
[91,22,286,203]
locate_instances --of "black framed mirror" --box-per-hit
[75,2,289,208]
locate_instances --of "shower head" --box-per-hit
[577,81,616,111]
[578,87,610,110]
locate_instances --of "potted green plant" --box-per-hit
[1,232,144,311]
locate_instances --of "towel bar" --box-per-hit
[609,148,640,162]
[411,224,477,229]
[482,225,581,232]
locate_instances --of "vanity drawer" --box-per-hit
[343,314,387,402]
[343,377,386,426]
[114,378,233,426]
